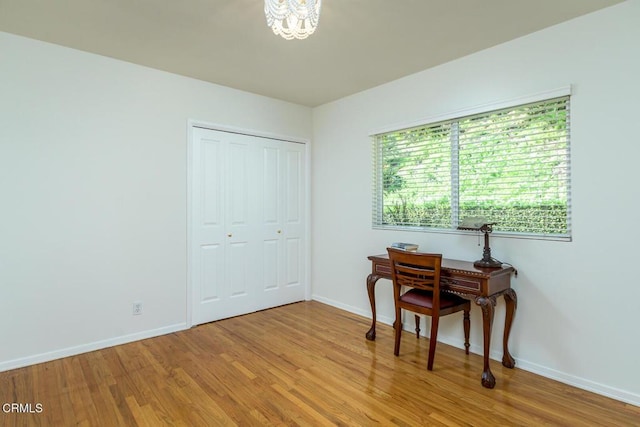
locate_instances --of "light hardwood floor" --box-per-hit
[1,301,638,426]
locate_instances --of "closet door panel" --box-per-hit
[192,129,228,324]
[285,237,302,286]
[260,144,281,294]
[200,244,223,302]
[258,141,306,308]
[282,143,305,296]
[262,240,279,291]
[222,137,257,318]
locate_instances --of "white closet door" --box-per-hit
[192,128,225,325]
[280,142,306,305]
[191,127,305,325]
[258,142,283,310]
[191,128,259,324]
[223,136,260,319]
[256,140,306,310]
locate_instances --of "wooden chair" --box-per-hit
[387,247,471,370]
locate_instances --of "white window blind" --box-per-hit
[373,95,571,239]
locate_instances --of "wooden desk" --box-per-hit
[366,254,517,388]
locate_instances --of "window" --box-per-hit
[372,95,571,239]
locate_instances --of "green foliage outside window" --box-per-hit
[382,201,567,234]
[374,96,571,238]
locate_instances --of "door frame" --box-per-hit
[186,120,311,328]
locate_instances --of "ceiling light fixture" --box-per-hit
[264,0,322,40]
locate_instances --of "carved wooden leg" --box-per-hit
[426,315,439,371]
[476,296,497,389]
[502,288,518,368]
[463,308,470,355]
[365,274,381,341]
[394,306,403,356]
[414,315,420,339]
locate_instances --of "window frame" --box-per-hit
[371,87,572,241]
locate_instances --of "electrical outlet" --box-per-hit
[132,302,143,315]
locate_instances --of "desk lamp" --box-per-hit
[458,217,502,268]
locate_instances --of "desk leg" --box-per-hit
[477,295,497,389]
[502,288,518,368]
[365,274,382,341]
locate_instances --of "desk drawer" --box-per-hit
[441,276,481,293]
[374,264,392,276]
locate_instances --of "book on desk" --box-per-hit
[390,242,419,252]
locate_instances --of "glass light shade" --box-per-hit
[458,218,502,268]
[264,0,322,40]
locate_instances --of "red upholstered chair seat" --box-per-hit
[400,288,468,310]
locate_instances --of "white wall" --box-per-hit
[311,0,640,405]
[0,32,311,369]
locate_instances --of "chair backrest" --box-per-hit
[387,247,443,296]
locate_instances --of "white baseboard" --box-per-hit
[312,295,640,407]
[512,357,640,407]
[311,294,396,327]
[0,323,188,373]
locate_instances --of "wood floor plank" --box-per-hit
[1,301,638,426]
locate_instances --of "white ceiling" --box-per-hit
[0,0,624,107]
